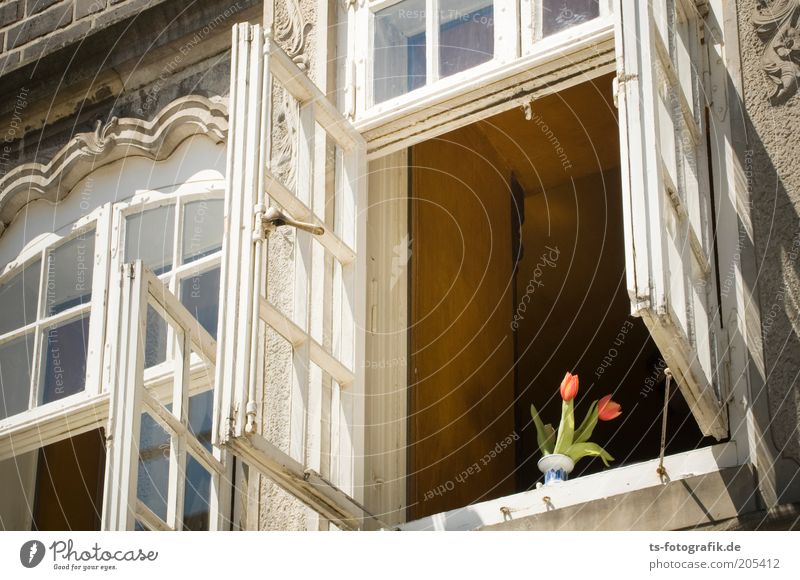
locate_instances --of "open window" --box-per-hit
[363,0,735,529]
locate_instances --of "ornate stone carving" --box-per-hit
[752,0,800,104]
[275,0,311,70]
[269,0,314,191]
[0,95,227,236]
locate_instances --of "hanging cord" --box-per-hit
[656,368,673,483]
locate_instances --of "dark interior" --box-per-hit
[409,74,715,519]
[32,429,106,531]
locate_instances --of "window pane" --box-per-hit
[541,0,599,37]
[182,199,224,264]
[374,0,427,104]
[179,266,221,338]
[188,390,213,452]
[45,232,94,317]
[0,333,34,420]
[182,455,211,531]
[40,314,90,404]
[125,205,175,275]
[439,0,494,78]
[144,306,168,369]
[0,261,40,335]
[137,412,170,521]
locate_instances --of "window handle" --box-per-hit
[262,206,324,236]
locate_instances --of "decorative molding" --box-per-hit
[275,0,312,70]
[0,95,228,236]
[751,0,800,104]
[269,0,313,191]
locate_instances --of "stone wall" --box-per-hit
[0,0,173,76]
[733,0,800,503]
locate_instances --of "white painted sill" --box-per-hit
[397,442,740,531]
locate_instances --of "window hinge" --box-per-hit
[613,72,638,109]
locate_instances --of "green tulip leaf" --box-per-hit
[542,423,555,455]
[565,442,615,467]
[531,404,556,455]
[573,400,598,444]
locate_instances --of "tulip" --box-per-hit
[559,372,579,401]
[597,395,622,421]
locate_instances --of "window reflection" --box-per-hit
[125,205,175,276]
[144,306,168,368]
[0,261,41,335]
[46,231,94,316]
[541,0,599,37]
[439,0,494,78]
[137,412,170,521]
[0,333,34,420]
[180,267,221,338]
[373,0,427,104]
[182,200,224,265]
[41,314,90,404]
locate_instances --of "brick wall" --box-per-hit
[0,0,169,75]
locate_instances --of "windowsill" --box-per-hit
[355,16,614,149]
[0,391,108,461]
[396,443,741,531]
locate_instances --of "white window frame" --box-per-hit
[110,184,225,388]
[0,204,112,462]
[0,179,229,529]
[352,0,614,130]
[354,0,755,529]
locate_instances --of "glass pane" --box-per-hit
[45,231,94,316]
[541,0,599,37]
[182,455,211,531]
[144,306,168,369]
[0,261,41,335]
[373,0,427,104]
[182,199,224,264]
[439,0,494,78]
[179,266,221,338]
[188,390,213,452]
[0,333,34,420]
[40,314,90,404]
[137,412,170,521]
[125,205,175,276]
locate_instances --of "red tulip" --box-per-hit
[559,372,579,401]
[598,395,622,421]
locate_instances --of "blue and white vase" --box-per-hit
[537,453,575,486]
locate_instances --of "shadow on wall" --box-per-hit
[715,0,800,505]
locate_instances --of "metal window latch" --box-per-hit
[256,204,325,239]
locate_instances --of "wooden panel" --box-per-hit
[410,124,516,520]
[33,429,106,531]
[480,73,618,196]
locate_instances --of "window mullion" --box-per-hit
[427,0,439,83]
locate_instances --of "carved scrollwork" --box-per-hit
[0,95,228,236]
[275,0,312,70]
[752,0,800,104]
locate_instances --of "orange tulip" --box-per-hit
[597,395,622,421]
[559,372,579,401]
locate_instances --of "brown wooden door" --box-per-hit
[409,124,517,520]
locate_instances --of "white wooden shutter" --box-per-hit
[614,0,727,439]
[215,23,372,529]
